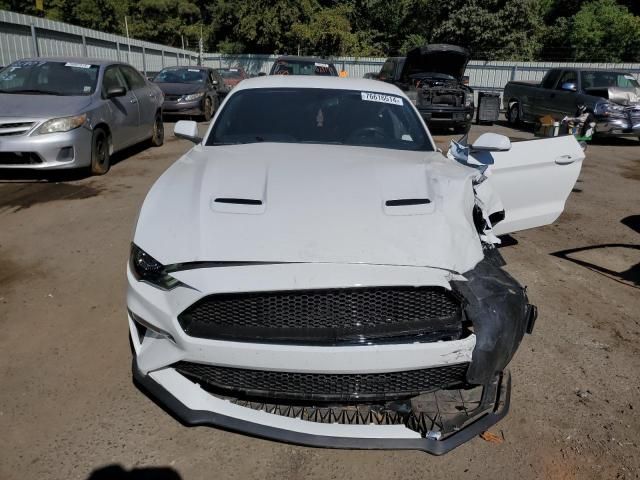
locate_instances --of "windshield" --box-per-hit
[271,60,337,76]
[582,71,640,89]
[218,69,242,79]
[207,88,433,152]
[0,60,99,96]
[153,68,207,84]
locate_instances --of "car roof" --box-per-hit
[233,75,404,95]
[17,57,126,67]
[274,56,336,65]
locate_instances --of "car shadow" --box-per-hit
[86,464,181,480]
[550,215,640,288]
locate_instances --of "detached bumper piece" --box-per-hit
[133,359,510,455]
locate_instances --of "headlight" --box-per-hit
[464,92,473,107]
[594,102,625,116]
[180,92,205,102]
[37,114,87,134]
[130,244,182,290]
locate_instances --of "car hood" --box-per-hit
[0,93,92,118]
[134,143,484,273]
[403,44,470,81]
[155,83,205,95]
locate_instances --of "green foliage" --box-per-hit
[571,0,640,61]
[2,0,639,60]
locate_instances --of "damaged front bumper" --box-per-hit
[133,358,510,455]
[595,115,640,137]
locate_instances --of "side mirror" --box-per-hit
[561,82,577,92]
[106,86,126,98]
[174,120,202,143]
[471,133,511,152]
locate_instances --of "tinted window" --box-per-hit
[556,70,578,90]
[0,60,99,95]
[218,69,243,79]
[542,69,562,89]
[379,60,395,81]
[581,71,640,89]
[153,67,207,84]
[270,60,337,76]
[207,88,433,152]
[120,65,147,89]
[102,66,127,92]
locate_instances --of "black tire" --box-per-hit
[90,128,110,175]
[453,123,471,135]
[149,113,164,147]
[507,102,520,126]
[201,96,213,122]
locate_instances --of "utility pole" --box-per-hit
[199,24,204,66]
[124,16,132,63]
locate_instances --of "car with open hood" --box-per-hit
[152,66,225,121]
[0,57,164,174]
[379,44,474,133]
[128,76,584,454]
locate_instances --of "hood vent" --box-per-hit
[215,197,263,206]
[385,198,431,207]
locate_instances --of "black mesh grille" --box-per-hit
[178,287,463,345]
[0,152,43,164]
[173,362,469,402]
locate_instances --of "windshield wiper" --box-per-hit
[7,89,64,95]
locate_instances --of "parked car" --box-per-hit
[378,45,475,133]
[504,68,640,139]
[0,58,164,175]
[215,67,248,89]
[269,56,338,76]
[152,66,227,122]
[128,76,585,454]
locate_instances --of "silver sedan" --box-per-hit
[0,58,164,175]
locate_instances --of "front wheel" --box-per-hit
[149,113,164,147]
[507,102,520,126]
[201,97,213,122]
[90,128,110,175]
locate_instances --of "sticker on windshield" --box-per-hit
[65,62,92,69]
[315,62,329,68]
[230,68,238,72]
[361,92,403,106]
[83,86,92,93]
[188,68,200,72]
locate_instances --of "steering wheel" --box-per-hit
[346,126,388,143]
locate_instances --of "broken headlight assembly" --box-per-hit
[594,101,625,117]
[130,244,183,290]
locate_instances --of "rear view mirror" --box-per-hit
[106,86,126,98]
[561,82,577,92]
[471,133,512,152]
[174,120,202,143]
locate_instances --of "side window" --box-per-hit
[379,60,394,81]
[556,70,577,90]
[119,65,146,90]
[541,69,561,89]
[102,66,127,94]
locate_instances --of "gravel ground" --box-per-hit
[1,120,639,480]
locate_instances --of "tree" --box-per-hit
[571,0,640,61]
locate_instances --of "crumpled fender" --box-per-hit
[451,250,535,385]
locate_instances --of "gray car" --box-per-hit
[0,57,165,175]
[152,66,226,121]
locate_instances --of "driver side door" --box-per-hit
[473,135,585,235]
[102,66,139,151]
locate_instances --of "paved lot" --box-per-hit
[1,121,639,480]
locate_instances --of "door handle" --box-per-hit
[555,155,575,165]
[130,98,138,104]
